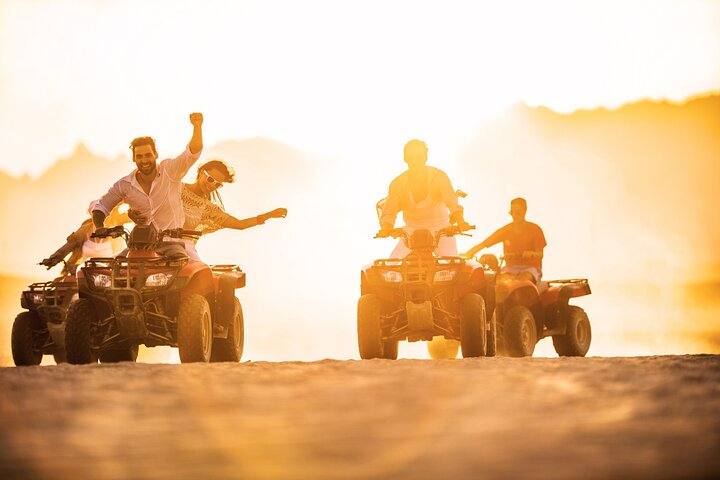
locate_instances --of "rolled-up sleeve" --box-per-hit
[93,182,123,216]
[379,177,403,226]
[437,170,463,216]
[163,146,202,181]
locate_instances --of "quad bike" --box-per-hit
[11,263,77,366]
[479,253,592,357]
[358,225,497,359]
[64,225,245,364]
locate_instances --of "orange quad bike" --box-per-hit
[12,264,78,365]
[64,225,245,364]
[479,253,592,357]
[358,225,498,359]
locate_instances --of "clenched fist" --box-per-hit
[189,112,203,126]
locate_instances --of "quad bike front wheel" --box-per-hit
[211,297,244,362]
[427,337,460,359]
[11,311,44,366]
[382,339,399,360]
[460,293,487,358]
[552,306,592,357]
[178,294,213,363]
[504,306,537,357]
[65,299,99,365]
[486,311,497,357]
[357,294,383,359]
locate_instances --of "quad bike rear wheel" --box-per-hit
[427,337,459,359]
[211,297,244,362]
[552,306,592,357]
[65,299,99,365]
[504,306,537,357]
[357,294,383,359]
[460,293,487,358]
[11,311,44,366]
[178,294,213,363]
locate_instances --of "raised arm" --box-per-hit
[188,112,203,154]
[164,112,204,180]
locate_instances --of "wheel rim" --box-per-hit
[521,319,532,350]
[233,312,242,351]
[201,311,212,359]
[576,319,588,346]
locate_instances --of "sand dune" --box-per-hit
[1,355,718,479]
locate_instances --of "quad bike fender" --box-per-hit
[214,273,239,328]
[540,282,592,307]
[454,267,487,299]
[179,261,215,300]
[503,283,540,309]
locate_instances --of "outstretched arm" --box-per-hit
[40,221,91,268]
[220,208,287,231]
[465,227,506,258]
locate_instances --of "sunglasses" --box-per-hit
[203,171,224,188]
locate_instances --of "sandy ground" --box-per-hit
[1,355,719,480]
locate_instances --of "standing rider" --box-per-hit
[91,112,204,257]
[377,139,469,257]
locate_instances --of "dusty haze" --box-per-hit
[1,96,718,364]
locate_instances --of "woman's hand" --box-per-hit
[268,208,288,219]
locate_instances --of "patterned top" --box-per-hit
[181,184,230,237]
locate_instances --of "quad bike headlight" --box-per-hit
[145,272,173,288]
[28,292,44,305]
[380,270,403,283]
[433,269,457,282]
[90,273,112,288]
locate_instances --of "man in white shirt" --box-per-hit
[377,139,469,257]
[92,112,204,257]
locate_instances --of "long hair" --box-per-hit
[196,159,235,210]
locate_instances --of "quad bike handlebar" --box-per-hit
[159,228,203,240]
[375,224,475,240]
[90,225,128,239]
[91,226,203,241]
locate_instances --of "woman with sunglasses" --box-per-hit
[129,159,287,261]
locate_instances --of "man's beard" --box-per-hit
[138,162,156,175]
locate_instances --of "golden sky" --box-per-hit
[0,0,718,176]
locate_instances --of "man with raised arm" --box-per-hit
[377,139,469,257]
[91,112,204,257]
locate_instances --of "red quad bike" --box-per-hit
[11,264,78,365]
[479,254,592,357]
[358,225,498,359]
[64,225,245,364]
